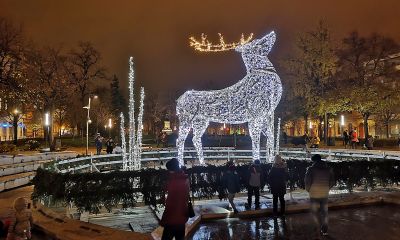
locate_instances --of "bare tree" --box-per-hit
[25,47,72,147]
[0,17,25,92]
[64,42,106,136]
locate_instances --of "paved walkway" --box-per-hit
[189,205,400,240]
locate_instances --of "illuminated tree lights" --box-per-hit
[128,57,136,170]
[178,31,282,165]
[134,87,145,170]
[123,57,145,170]
[120,112,128,170]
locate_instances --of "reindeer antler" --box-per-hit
[189,33,254,52]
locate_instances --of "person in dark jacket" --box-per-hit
[222,161,240,214]
[268,155,287,216]
[305,154,335,236]
[247,160,263,210]
[160,158,190,240]
[105,137,114,154]
[343,130,349,148]
[95,133,103,155]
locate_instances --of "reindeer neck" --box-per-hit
[242,54,274,74]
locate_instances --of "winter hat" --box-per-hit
[166,158,180,172]
[311,154,322,162]
[273,155,286,168]
[254,159,261,165]
[13,197,27,212]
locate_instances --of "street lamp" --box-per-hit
[108,118,112,138]
[44,113,50,150]
[13,109,19,145]
[83,95,98,155]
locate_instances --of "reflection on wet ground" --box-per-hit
[189,205,400,240]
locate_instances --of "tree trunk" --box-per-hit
[318,117,323,140]
[49,107,55,151]
[13,114,18,145]
[363,113,369,144]
[324,112,328,144]
[385,123,389,138]
[304,114,309,134]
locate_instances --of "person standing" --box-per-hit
[7,197,33,240]
[351,129,359,149]
[398,137,400,149]
[305,154,335,236]
[222,161,240,214]
[268,155,287,217]
[105,137,114,154]
[160,132,167,148]
[343,130,349,148]
[366,135,374,150]
[247,160,262,210]
[160,158,190,240]
[95,133,103,155]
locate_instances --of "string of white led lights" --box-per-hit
[120,112,127,170]
[134,87,145,170]
[276,117,281,154]
[128,57,136,170]
[177,31,282,165]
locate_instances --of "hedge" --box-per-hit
[31,159,400,214]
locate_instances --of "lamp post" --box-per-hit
[13,109,19,145]
[44,112,50,150]
[83,95,98,155]
[340,115,345,145]
[108,118,112,138]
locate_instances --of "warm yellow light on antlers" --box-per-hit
[189,33,254,52]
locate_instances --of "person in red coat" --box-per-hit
[160,158,190,240]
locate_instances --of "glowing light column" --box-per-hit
[134,87,145,170]
[128,57,136,170]
[275,117,281,154]
[120,113,127,170]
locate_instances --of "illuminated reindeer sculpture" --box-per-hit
[176,31,282,165]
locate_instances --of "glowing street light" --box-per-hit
[13,109,20,145]
[45,113,50,126]
[341,115,345,126]
[108,118,112,137]
[44,112,50,150]
[83,95,98,155]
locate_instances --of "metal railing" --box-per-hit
[52,148,400,173]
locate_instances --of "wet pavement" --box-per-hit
[189,205,400,240]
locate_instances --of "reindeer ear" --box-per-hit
[256,31,276,54]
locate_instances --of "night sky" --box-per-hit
[2,0,400,100]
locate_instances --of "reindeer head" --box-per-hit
[235,31,276,55]
[235,31,276,72]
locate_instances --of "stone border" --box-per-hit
[0,151,78,192]
[32,203,152,240]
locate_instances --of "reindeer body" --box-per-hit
[176,31,282,165]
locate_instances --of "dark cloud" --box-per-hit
[2,0,400,99]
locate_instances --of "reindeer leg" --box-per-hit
[176,119,190,166]
[266,113,275,163]
[249,121,262,162]
[192,119,208,165]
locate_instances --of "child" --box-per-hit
[7,197,32,240]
